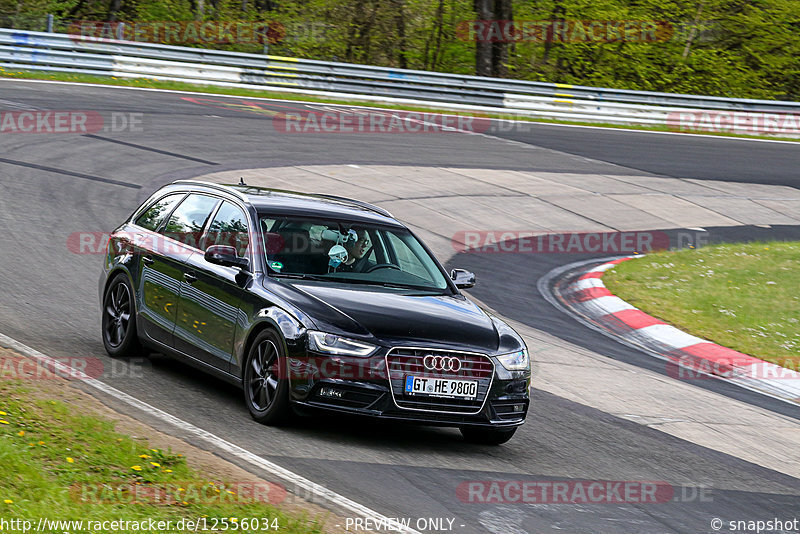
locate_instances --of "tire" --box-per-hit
[102,273,143,358]
[243,329,291,425]
[460,426,517,445]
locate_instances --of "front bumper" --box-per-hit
[286,346,530,428]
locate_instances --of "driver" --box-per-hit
[336,228,372,272]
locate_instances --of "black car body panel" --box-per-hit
[100,181,531,432]
[287,283,498,350]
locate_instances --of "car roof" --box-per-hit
[166,180,403,227]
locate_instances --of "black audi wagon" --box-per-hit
[100,180,530,444]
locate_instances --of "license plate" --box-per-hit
[404,375,478,399]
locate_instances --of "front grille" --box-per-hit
[385,347,494,414]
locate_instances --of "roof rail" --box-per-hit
[314,193,394,218]
[169,180,249,202]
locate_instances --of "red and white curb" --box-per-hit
[539,256,800,405]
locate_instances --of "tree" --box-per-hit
[473,0,492,76]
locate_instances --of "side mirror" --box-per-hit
[205,245,249,271]
[450,269,476,289]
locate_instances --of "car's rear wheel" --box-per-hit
[460,426,517,445]
[243,330,291,425]
[102,273,142,358]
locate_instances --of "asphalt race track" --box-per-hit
[1,80,799,533]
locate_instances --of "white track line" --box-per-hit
[0,331,421,534]
[1,78,798,145]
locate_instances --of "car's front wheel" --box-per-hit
[460,426,517,445]
[102,273,142,358]
[243,330,291,425]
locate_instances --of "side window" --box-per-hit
[162,194,219,249]
[134,194,184,231]
[205,202,250,257]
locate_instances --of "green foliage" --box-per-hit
[1,0,798,99]
[604,241,800,368]
[0,380,323,533]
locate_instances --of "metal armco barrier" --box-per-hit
[1,28,799,129]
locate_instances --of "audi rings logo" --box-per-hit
[423,355,462,372]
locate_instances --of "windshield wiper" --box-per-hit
[271,273,446,293]
[330,278,443,292]
[269,273,328,281]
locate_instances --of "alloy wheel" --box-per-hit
[104,281,132,348]
[248,340,280,411]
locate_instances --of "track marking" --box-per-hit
[0,157,141,189]
[0,331,421,534]
[84,134,220,165]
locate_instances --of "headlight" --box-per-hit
[497,349,529,371]
[307,331,377,357]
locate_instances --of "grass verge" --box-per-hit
[604,241,800,369]
[0,376,323,533]
[0,68,797,142]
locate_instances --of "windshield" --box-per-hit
[259,215,451,292]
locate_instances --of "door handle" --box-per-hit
[184,272,198,283]
[142,255,155,265]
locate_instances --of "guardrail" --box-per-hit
[1,27,799,129]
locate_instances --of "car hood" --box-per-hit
[288,283,499,352]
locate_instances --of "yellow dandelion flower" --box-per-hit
[38,441,44,445]
[150,462,160,467]
[3,500,12,504]
[17,431,24,437]
[138,454,150,459]
[131,465,142,471]
[0,421,9,425]
[66,457,74,463]
[164,469,173,473]
[0,411,7,416]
